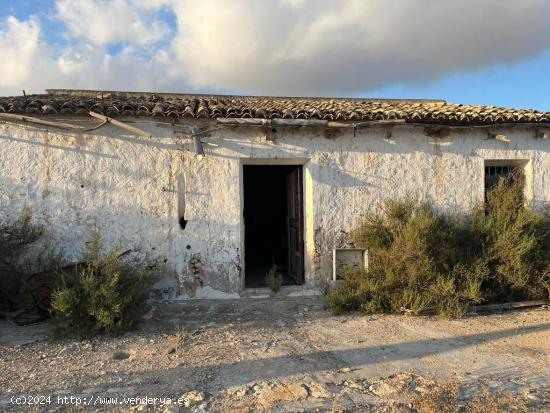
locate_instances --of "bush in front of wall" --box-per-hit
[326,201,481,317]
[326,173,550,317]
[469,174,550,302]
[0,207,42,311]
[50,231,151,339]
[265,264,283,293]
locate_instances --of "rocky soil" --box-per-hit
[0,297,549,412]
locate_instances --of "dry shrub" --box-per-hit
[412,381,461,413]
[327,173,550,316]
[412,381,527,413]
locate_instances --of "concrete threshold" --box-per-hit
[240,285,322,299]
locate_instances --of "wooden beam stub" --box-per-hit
[535,129,548,139]
[424,126,450,139]
[487,132,510,143]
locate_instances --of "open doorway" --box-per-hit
[243,165,304,288]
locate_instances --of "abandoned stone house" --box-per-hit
[0,89,548,298]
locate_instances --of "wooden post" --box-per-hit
[192,127,204,155]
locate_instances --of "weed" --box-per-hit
[265,264,283,293]
[168,325,187,356]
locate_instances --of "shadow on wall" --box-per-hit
[0,120,185,150]
[0,127,245,296]
[2,121,547,160]
[1,124,547,289]
[0,178,242,294]
[2,124,546,192]
[0,130,188,180]
[210,127,548,199]
[213,126,549,157]
[0,133,119,159]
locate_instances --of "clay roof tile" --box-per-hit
[0,89,548,127]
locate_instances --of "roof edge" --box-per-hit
[44,88,447,105]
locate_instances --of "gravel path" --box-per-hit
[1,297,549,412]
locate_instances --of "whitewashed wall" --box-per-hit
[0,118,548,297]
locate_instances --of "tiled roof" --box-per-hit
[0,89,549,126]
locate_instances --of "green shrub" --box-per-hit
[0,207,42,311]
[327,174,550,317]
[471,174,550,301]
[50,231,151,338]
[265,264,283,293]
[0,206,42,260]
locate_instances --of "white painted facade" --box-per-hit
[0,118,548,298]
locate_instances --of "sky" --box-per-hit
[0,0,549,110]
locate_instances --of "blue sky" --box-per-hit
[0,0,549,110]
[366,52,550,111]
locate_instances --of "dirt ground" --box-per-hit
[0,297,549,412]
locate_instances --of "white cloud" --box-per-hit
[0,14,177,96]
[0,0,549,96]
[54,0,170,45]
[169,0,550,95]
[0,17,44,92]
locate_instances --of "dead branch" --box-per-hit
[0,113,83,130]
[89,111,152,138]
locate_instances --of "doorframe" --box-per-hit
[239,158,310,290]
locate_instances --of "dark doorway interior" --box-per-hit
[244,165,304,288]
